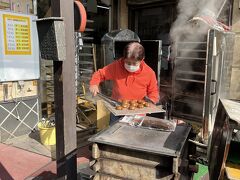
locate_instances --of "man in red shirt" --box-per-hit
[89,42,159,124]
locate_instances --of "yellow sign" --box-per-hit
[3,14,32,55]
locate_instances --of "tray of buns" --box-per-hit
[103,99,165,116]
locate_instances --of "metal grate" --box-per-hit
[0,98,39,142]
[172,41,207,123]
[75,19,96,96]
[36,17,66,61]
[171,29,235,137]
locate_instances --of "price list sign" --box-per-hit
[3,14,32,55]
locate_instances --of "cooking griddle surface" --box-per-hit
[89,123,191,156]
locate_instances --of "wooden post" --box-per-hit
[51,0,77,179]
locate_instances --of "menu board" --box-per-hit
[3,14,31,55]
[0,11,39,82]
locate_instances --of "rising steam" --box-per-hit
[170,0,228,45]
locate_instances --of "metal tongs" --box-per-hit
[97,92,121,107]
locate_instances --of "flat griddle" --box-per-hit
[89,122,191,156]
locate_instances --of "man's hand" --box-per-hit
[89,85,99,96]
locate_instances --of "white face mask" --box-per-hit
[124,63,140,72]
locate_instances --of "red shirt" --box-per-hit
[90,58,159,103]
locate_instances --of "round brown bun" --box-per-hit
[144,102,150,107]
[115,106,123,110]
[128,106,135,110]
[122,103,129,108]
[142,101,146,105]
[137,100,145,104]
[137,104,144,108]
[131,103,138,107]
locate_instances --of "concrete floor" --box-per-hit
[0,143,52,179]
[4,130,55,159]
[0,130,92,179]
